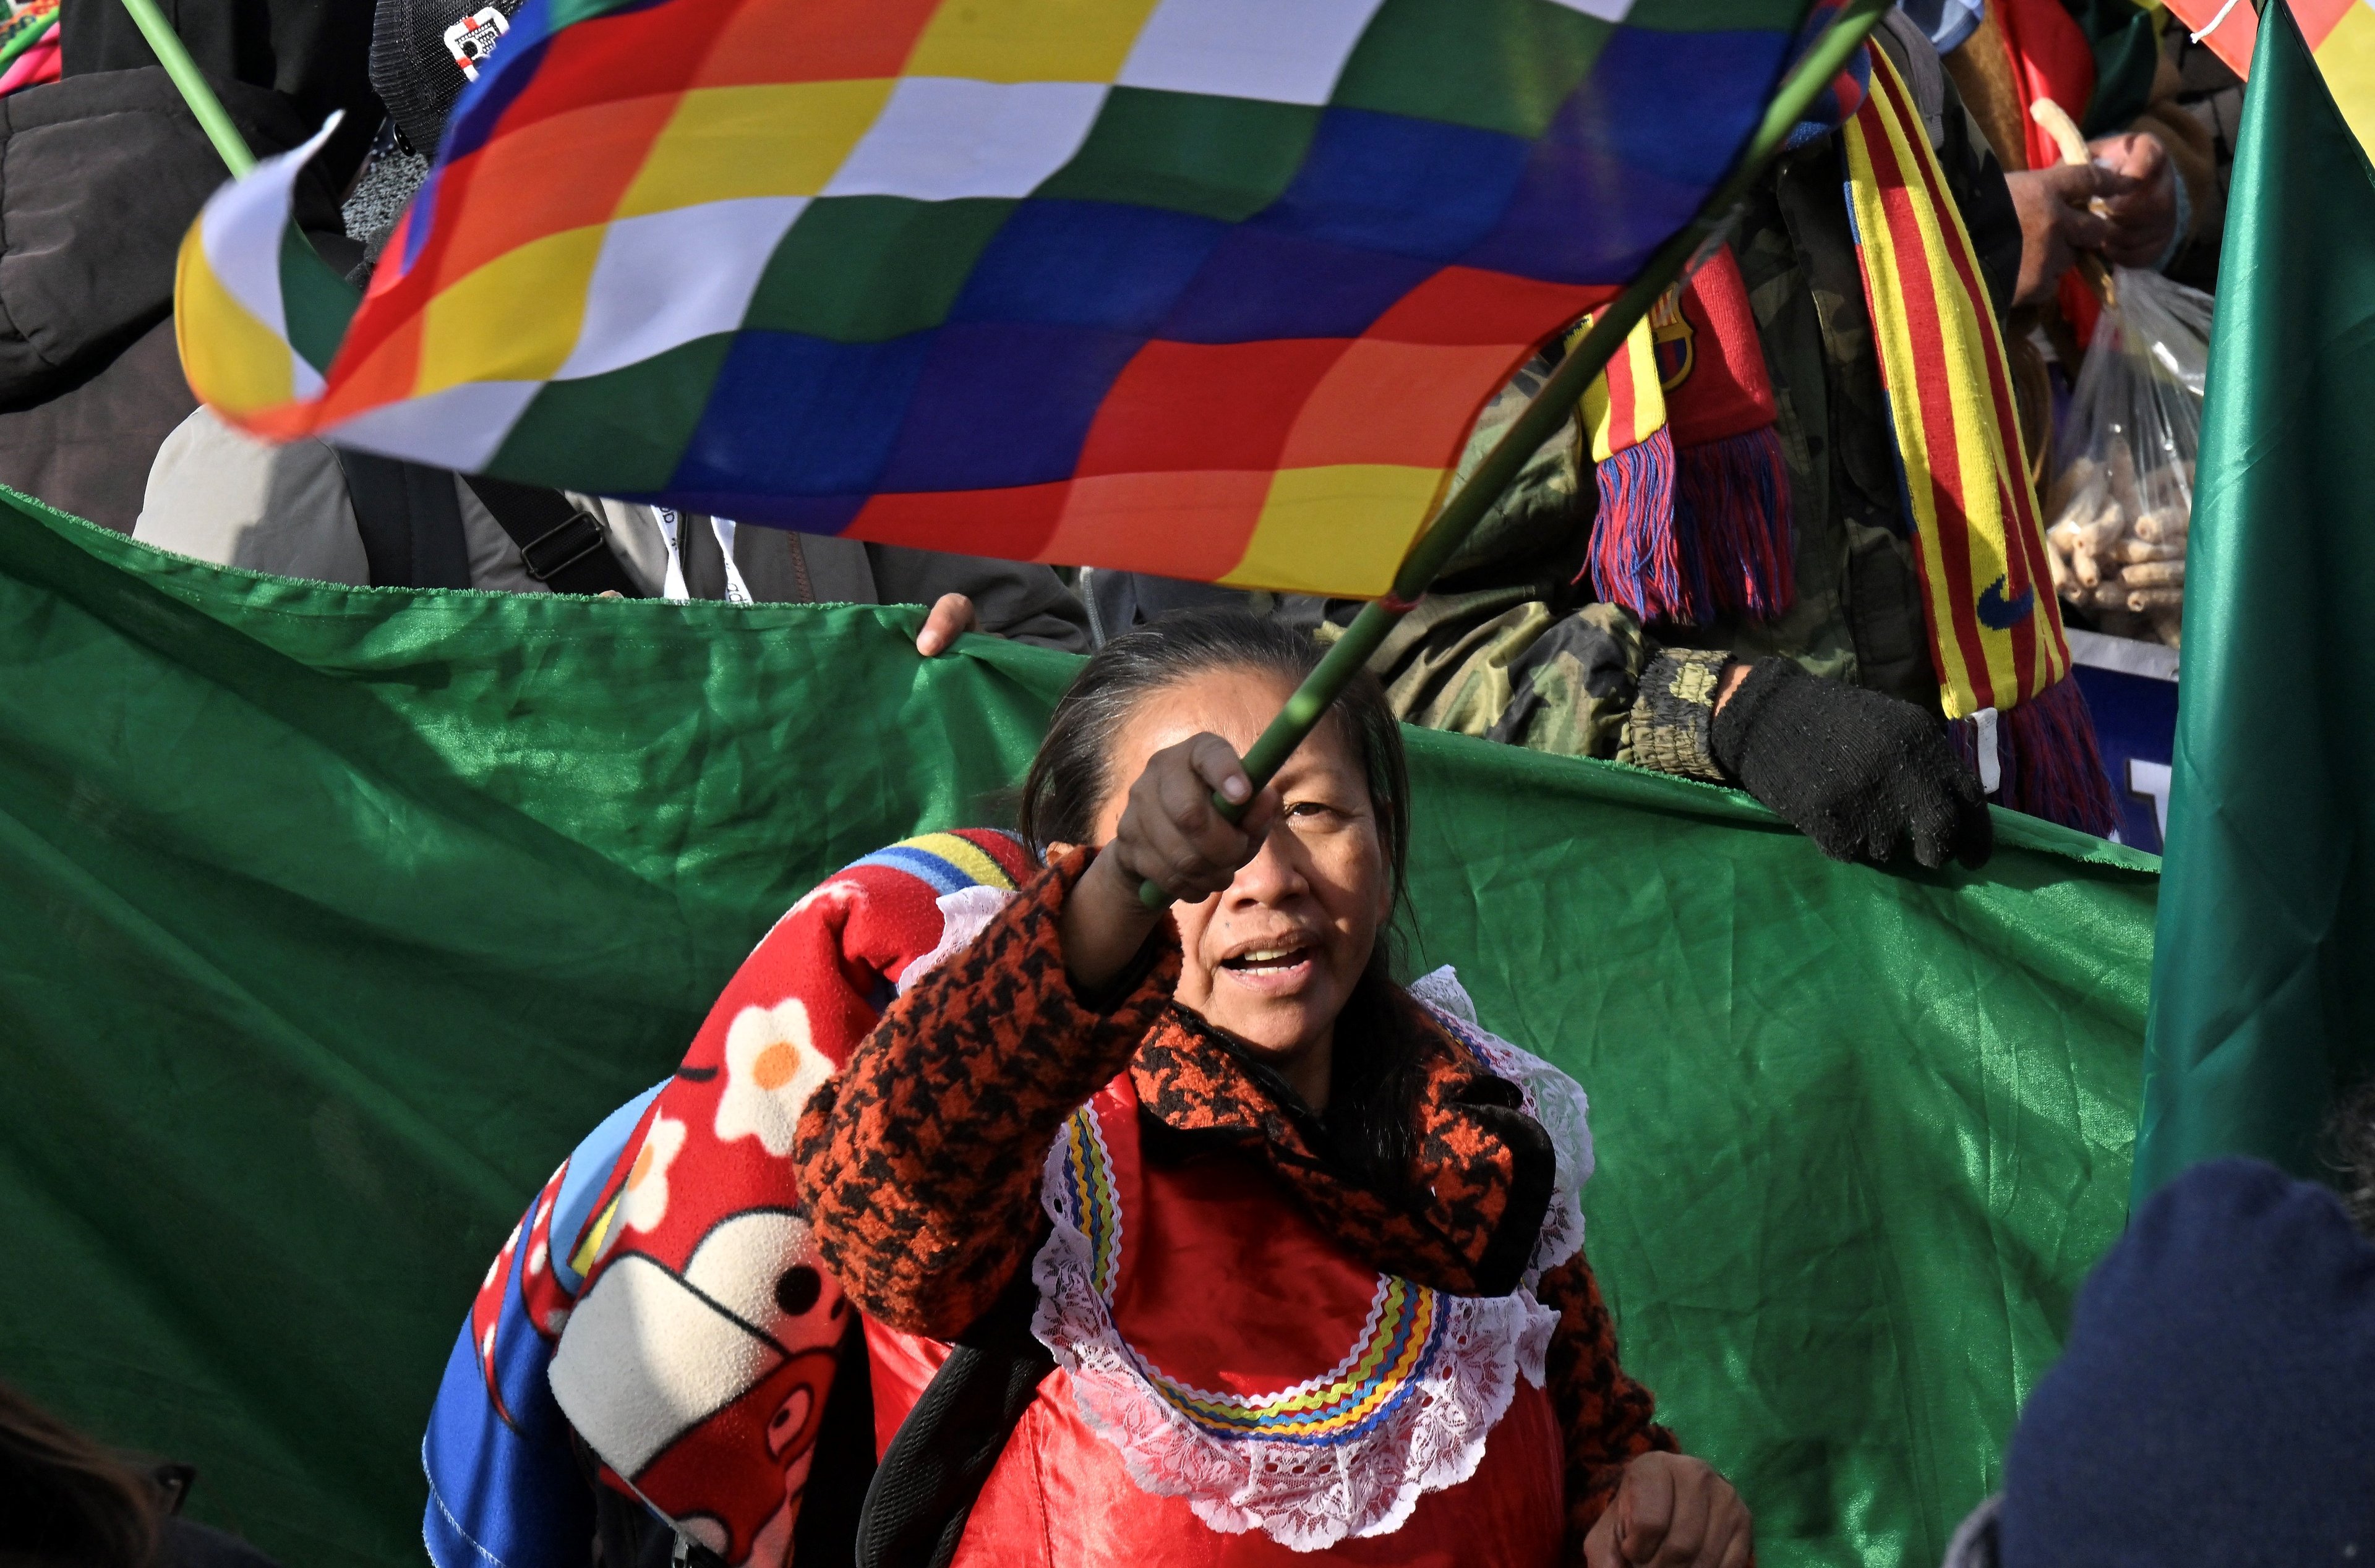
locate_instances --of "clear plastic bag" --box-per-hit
[2043,268,2214,649]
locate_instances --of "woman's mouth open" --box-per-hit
[1217,944,1316,994]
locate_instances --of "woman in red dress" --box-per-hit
[796,611,1752,1567]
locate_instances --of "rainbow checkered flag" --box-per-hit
[178,0,1822,597]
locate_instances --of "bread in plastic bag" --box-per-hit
[2042,267,2213,649]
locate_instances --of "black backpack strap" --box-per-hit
[459,475,645,597]
[333,449,472,589]
[855,1272,1054,1568]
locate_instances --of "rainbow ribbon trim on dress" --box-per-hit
[1056,1106,1448,1446]
[847,832,1023,897]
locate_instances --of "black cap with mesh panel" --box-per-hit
[369,0,526,156]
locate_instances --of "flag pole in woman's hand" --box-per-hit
[1137,0,1895,909]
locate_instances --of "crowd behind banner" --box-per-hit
[2,0,2370,1566]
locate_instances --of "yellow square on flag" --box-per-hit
[2313,0,2375,159]
[903,0,1163,84]
[618,79,896,216]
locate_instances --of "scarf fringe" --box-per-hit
[1587,426,1795,628]
[1676,425,1795,624]
[1948,675,2120,837]
[1585,425,1682,622]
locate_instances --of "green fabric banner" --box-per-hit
[2134,0,2375,1201]
[0,493,2154,1567]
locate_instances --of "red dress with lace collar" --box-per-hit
[797,851,1672,1563]
[865,986,1596,1564]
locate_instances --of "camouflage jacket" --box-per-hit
[1366,12,2022,779]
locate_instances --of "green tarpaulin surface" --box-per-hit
[0,493,2155,1566]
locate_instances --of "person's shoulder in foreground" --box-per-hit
[1949,1154,2375,1568]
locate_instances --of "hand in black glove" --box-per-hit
[1710,657,1993,870]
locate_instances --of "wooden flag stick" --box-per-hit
[119,0,255,176]
[1140,0,1893,906]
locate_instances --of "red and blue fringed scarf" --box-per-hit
[1575,242,1799,628]
[1573,30,2115,835]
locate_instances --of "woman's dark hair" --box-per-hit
[1019,608,1426,1193]
[0,1383,161,1568]
[1020,609,1409,895]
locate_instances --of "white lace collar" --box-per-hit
[1027,965,1595,1551]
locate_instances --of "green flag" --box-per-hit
[0,492,2155,1567]
[2134,0,2375,1202]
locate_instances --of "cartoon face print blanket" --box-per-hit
[422,831,1035,1568]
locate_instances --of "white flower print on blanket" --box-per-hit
[620,1115,685,1234]
[714,999,833,1157]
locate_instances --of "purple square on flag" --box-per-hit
[1157,228,1439,344]
[949,200,1230,334]
[876,322,1145,492]
[674,332,933,495]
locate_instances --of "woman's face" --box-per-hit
[1092,666,1392,1073]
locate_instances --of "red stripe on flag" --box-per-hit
[1366,268,1608,347]
[690,0,941,87]
[495,0,735,134]
[1041,469,1270,583]
[2292,0,2356,49]
[319,310,426,425]
[1075,338,1349,477]
[1282,336,1538,471]
[1858,103,1998,710]
[1876,59,2059,691]
[434,95,680,291]
[850,480,1069,565]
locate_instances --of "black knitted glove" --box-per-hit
[1710,657,1993,870]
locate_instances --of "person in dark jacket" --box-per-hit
[0,0,381,532]
[0,68,359,532]
[58,0,380,185]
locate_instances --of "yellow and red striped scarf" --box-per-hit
[1842,45,2110,833]
[1842,45,2069,720]
[1572,312,1666,467]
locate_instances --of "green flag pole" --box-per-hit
[115,0,365,351]
[1140,0,1889,905]
[118,0,255,176]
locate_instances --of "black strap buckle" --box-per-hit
[517,508,610,586]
